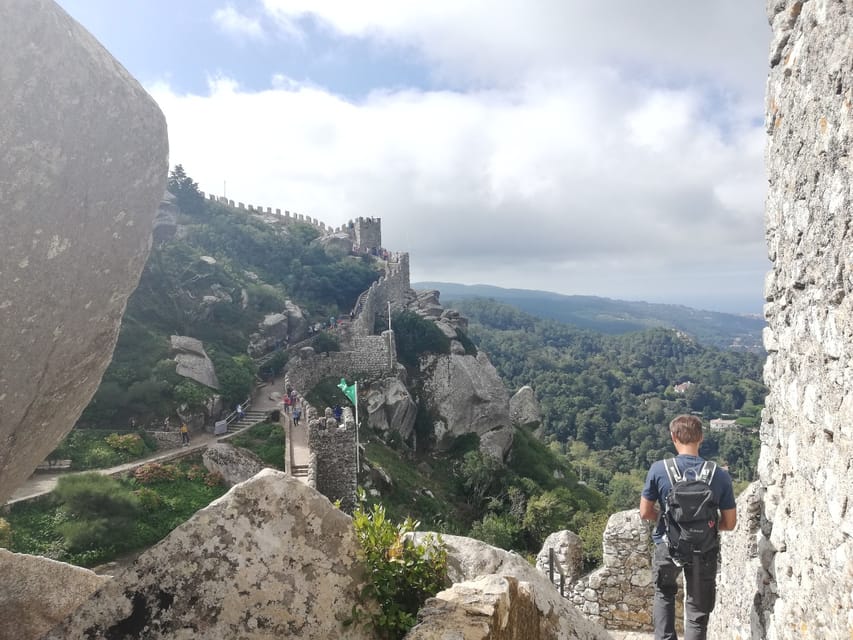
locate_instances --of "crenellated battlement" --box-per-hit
[199,191,382,247]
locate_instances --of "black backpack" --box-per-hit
[662,458,719,566]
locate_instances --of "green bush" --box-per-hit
[133,462,183,484]
[349,492,448,639]
[104,433,145,457]
[312,332,340,354]
[392,311,450,367]
[469,513,521,550]
[53,473,140,553]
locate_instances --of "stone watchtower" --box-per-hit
[352,216,381,252]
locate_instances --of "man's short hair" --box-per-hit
[669,414,703,443]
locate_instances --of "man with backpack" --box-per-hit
[639,414,737,640]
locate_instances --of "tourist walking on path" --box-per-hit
[180,422,190,446]
[236,403,244,420]
[292,406,301,426]
[639,415,737,640]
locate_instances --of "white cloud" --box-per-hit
[212,4,265,41]
[150,51,767,312]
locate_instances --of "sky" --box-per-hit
[56,1,772,315]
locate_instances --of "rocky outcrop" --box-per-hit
[45,470,375,639]
[152,192,178,244]
[708,2,853,638]
[248,301,309,356]
[409,534,611,640]
[421,352,513,458]
[0,0,168,505]
[0,550,111,640]
[202,442,267,486]
[536,530,583,588]
[313,232,353,258]
[365,375,418,441]
[510,386,541,428]
[171,335,220,390]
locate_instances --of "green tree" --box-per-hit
[167,164,204,216]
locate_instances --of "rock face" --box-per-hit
[421,352,513,458]
[409,534,611,640]
[510,386,541,427]
[171,335,220,390]
[0,0,169,505]
[365,376,418,441]
[45,470,375,640]
[202,442,268,486]
[710,2,853,637]
[0,550,111,640]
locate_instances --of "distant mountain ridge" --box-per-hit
[413,282,765,352]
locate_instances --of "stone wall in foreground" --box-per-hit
[710,1,853,637]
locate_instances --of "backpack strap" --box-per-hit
[663,457,682,486]
[698,461,717,485]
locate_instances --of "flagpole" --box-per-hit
[354,381,360,478]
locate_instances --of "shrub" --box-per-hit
[104,433,145,457]
[134,462,182,484]
[469,513,521,550]
[53,473,140,552]
[391,311,450,367]
[204,471,224,487]
[312,332,340,354]
[133,487,163,511]
[348,492,447,639]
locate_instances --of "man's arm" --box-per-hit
[639,496,659,521]
[719,507,737,531]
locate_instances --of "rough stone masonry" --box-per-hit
[0,0,168,504]
[709,1,853,638]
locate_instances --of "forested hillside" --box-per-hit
[452,298,766,503]
[418,281,765,351]
[80,167,382,426]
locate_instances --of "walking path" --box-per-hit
[6,379,289,506]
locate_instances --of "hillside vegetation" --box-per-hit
[452,298,766,499]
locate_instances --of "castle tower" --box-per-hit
[352,216,381,251]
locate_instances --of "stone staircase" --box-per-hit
[292,463,309,478]
[227,409,267,434]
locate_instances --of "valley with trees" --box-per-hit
[6,166,765,579]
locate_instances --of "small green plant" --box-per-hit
[348,490,448,639]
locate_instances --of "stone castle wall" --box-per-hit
[710,1,853,638]
[351,252,412,336]
[570,510,656,632]
[308,412,357,513]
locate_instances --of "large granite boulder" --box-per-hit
[0,0,168,505]
[408,534,611,640]
[365,376,418,442]
[536,529,584,588]
[45,470,375,639]
[0,550,111,640]
[171,335,220,390]
[421,352,512,457]
[510,385,541,427]
[202,442,267,486]
[284,299,309,342]
[313,232,353,259]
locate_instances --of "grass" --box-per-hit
[229,421,285,469]
[4,458,227,568]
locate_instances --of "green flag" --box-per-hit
[338,378,357,406]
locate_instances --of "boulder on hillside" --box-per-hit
[0,550,111,640]
[407,534,611,640]
[510,385,541,428]
[170,335,220,390]
[0,0,168,505]
[365,377,418,442]
[313,233,353,259]
[44,470,376,640]
[284,299,309,342]
[202,442,267,486]
[421,352,512,457]
[151,192,178,244]
[535,530,584,588]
